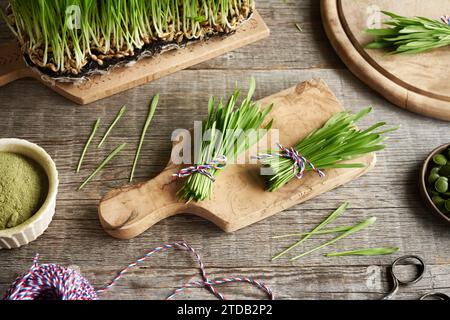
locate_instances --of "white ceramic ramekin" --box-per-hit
[0,138,59,249]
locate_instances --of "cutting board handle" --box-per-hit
[0,41,32,86]
[98,166,217,239]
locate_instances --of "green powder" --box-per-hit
[0,152,48,230]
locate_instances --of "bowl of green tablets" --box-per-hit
[420,143,450,224]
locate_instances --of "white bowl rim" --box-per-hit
[0,138,59,237]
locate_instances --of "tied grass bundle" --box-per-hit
[366,11,450,54]
[259,107,397,192]
[1,0,255,76]
[177,78,273,202]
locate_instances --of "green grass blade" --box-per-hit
[129,94,159,182]
[78,143,126,191]
[271,225,353,239]
[259,107,397,192]
[98,105,127,148]
[366,11,450,54]
[178,78,273,202]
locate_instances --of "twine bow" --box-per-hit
[173,156,227,182]
[441,15,450,25]
[254,143,325,179]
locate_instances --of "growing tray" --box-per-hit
[321,0,450,121]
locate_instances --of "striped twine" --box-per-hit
[254,143,325,179]
[4,241,273,300]
[173,156,227,182]
[441,15,450,25]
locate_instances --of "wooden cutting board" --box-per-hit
[0,11,268,105]
[98,79,376,240]
[321,0,450,121]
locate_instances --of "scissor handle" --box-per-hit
[382,255,426,300]
[419,292,450,300]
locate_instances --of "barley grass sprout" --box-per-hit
[78,143,126,190]
[272,202,348,261]
[257,107,398,192]
[77,118,101,173]
[130,94,159,183]
[325,247,399,257]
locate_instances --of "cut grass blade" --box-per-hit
[325,247,399,257]
[365,11,450,54]
[98,106,127,148]
[177,78,273,202]
[290,217,377,261]
[78,143,126,191]
[2,0,256,76]
[272,202,348,261]
[77,118,101,173]
[129,94,159,183]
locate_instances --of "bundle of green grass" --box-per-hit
[1,0,255,78]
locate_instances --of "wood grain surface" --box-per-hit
[322,0,450,121]
[1,0,450,300]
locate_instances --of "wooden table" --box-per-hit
[1,0,449,300]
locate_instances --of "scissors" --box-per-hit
[382,255,450,300]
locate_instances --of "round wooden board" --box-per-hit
[321,0,450,121]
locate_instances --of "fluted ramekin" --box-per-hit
[0,138,58,249]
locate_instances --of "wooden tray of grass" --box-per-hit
[98,79,377,240]
[0,4,268,105]
[321,0,450,121]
